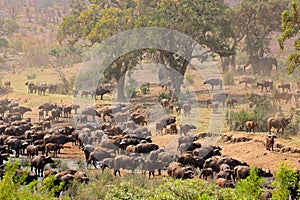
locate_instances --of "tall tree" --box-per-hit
[58,0,234,100]
[233,0,289,57]
[278,0,300,74]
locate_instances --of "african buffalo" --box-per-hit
[93,87,111,100]
[267,115,292,134]
[204,78,222,90]
[266,134,276,151]
[245,121,258,133]
[179,124,196,135]
[114,155,144,176]
[31,155,54,177]
[177,135,198,150]
[233,166,272,181]
[200,167,213,180]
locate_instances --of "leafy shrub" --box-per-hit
[233,166,264,199]
[157,90,172,102]
[140,85,148,94]
[284,115,300,136]
[185,74,194,84]
[245,92,272,111]
[272,162,299,199]
[26,72,37,80]
[223,71,234,85]
[125,84,137,98]
[226,106,268,132]
[0,160,55,200]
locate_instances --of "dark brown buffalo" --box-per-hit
[226,98,238,109]
[167,162,183,176]
[14,169,38,185]
[44,134,74,145]
[26,145,38,158]
[45,143,64,157]
[171,166,194,179]
[142,160,165,179]
[267,115,292,134]
[200,167,213,180]
[257,81,273,92]
[93,87,111,100]
[266,135,276,151]
[131,114,147,126]
[134,143,159,153]
[245,121,258,133]
[204,78,222,90]
[31,155,54,177]
[278,83,291,92]
[4,137,22,157]
[233,166,272,181]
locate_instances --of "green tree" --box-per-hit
[58,0,234,100]
[278,0,300,74]
[233,0,289,57]
[272,162,299,199]
[0,18,19,38]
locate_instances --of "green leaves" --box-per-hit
[272,162,299,199]
[278,0,300,73]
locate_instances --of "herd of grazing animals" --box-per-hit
[0,70,298,198]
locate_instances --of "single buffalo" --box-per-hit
[267,115,292,134]
[31,155,54,177]
[245,121,258,133]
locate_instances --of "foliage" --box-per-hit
[58,0,235,99]
[140,85,148,95]
[125,84,136,98]
[185,74,194,84]
[0,160,55,200]
[2,160,300,199]
[48,45,84,68]
[233,166,264,199]
[245,92,272,112]
[226,106,268,132]
[272,162,299,199]
[233,0,289,57]
[284,121,299,137]
[25,72,37,80]
[39,174,66,198]
[157,90,173,102]
[223,71,234,85]
[278,0,300,74]
[0,18,19,38]
[0,38,8,49]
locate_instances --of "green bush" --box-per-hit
[157,90,172,102]
[126,84,137,98]
[140,85,149,94]
[2,158,300,199]
[185,74,194,84]
[245,92,272,112]
[233,166,264,199]
[26,72,37,80]
[224,71,234,85]
[272,162,299,199]
[226,106,268,132]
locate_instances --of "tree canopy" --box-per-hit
[58,0,234,100]
[233,0,289,57]
[278,0,300,74]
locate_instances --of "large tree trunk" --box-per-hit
[117,74,126,101]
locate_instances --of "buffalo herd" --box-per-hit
[0,74,298,199]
